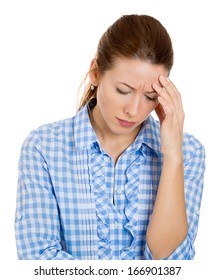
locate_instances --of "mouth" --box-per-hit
[116,118,136,128]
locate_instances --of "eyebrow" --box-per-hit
[117,82,157,94]
[117,82,135,90]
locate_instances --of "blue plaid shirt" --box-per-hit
[15,102,205,260]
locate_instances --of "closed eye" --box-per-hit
[116,88,131,95]
[145,95,158,101]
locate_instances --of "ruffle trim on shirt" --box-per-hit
[90,143,143,260]
[90,144,113,260]
[120,155,141,259]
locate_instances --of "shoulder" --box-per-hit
[182,132,205,164]
[36,117,75,138]
[21,117,75,152]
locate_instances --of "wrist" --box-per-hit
[162,151,183,164]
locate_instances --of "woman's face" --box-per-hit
[91,58,168,136]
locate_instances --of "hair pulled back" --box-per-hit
[79,14,173,110]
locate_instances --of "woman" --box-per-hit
[15,14,205,260]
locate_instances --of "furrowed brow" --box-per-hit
[117,82,136,90]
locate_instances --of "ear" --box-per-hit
[89,59,99,86]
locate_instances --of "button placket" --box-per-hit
[114,221,119,229]
[116,189,122,195]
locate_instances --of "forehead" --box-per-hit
[104,57,168,85]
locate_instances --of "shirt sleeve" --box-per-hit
[144,142,206,260]
[15,130,77,260]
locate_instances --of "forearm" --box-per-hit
[146,153,188,259]
[16,244,77,260]
[15,211,78,260]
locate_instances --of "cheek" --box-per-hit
[97,87,106,108]
[141,100,158,112]
[97,85,120,108]
[139,101,158,118]
[96,88,115,117]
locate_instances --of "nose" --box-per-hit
[123,95,141,118]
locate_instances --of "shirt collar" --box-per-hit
[74,101,161,156]
[73,102,98,150]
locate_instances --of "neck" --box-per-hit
[89,105,140,149]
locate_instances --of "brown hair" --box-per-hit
[78,14,173,110]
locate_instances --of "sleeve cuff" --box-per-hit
[144,235,195,260]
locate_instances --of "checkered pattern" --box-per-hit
[15,102,205,260]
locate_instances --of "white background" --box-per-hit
[0,0,213,277]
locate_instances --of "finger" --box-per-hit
[157,95,174,116]
[159,76,177,96]
[155,103,165,124]
[158,76,185,118]
[153,77,184,119]
[158,95,184,133]
[159,75,183,108]
[153,82,172,105]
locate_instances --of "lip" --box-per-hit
[117,118,136,128]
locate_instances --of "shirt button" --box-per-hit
[16,213,22,220]
[196,208,200,215]
[117,189,122,195]
[115,222,119,229]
